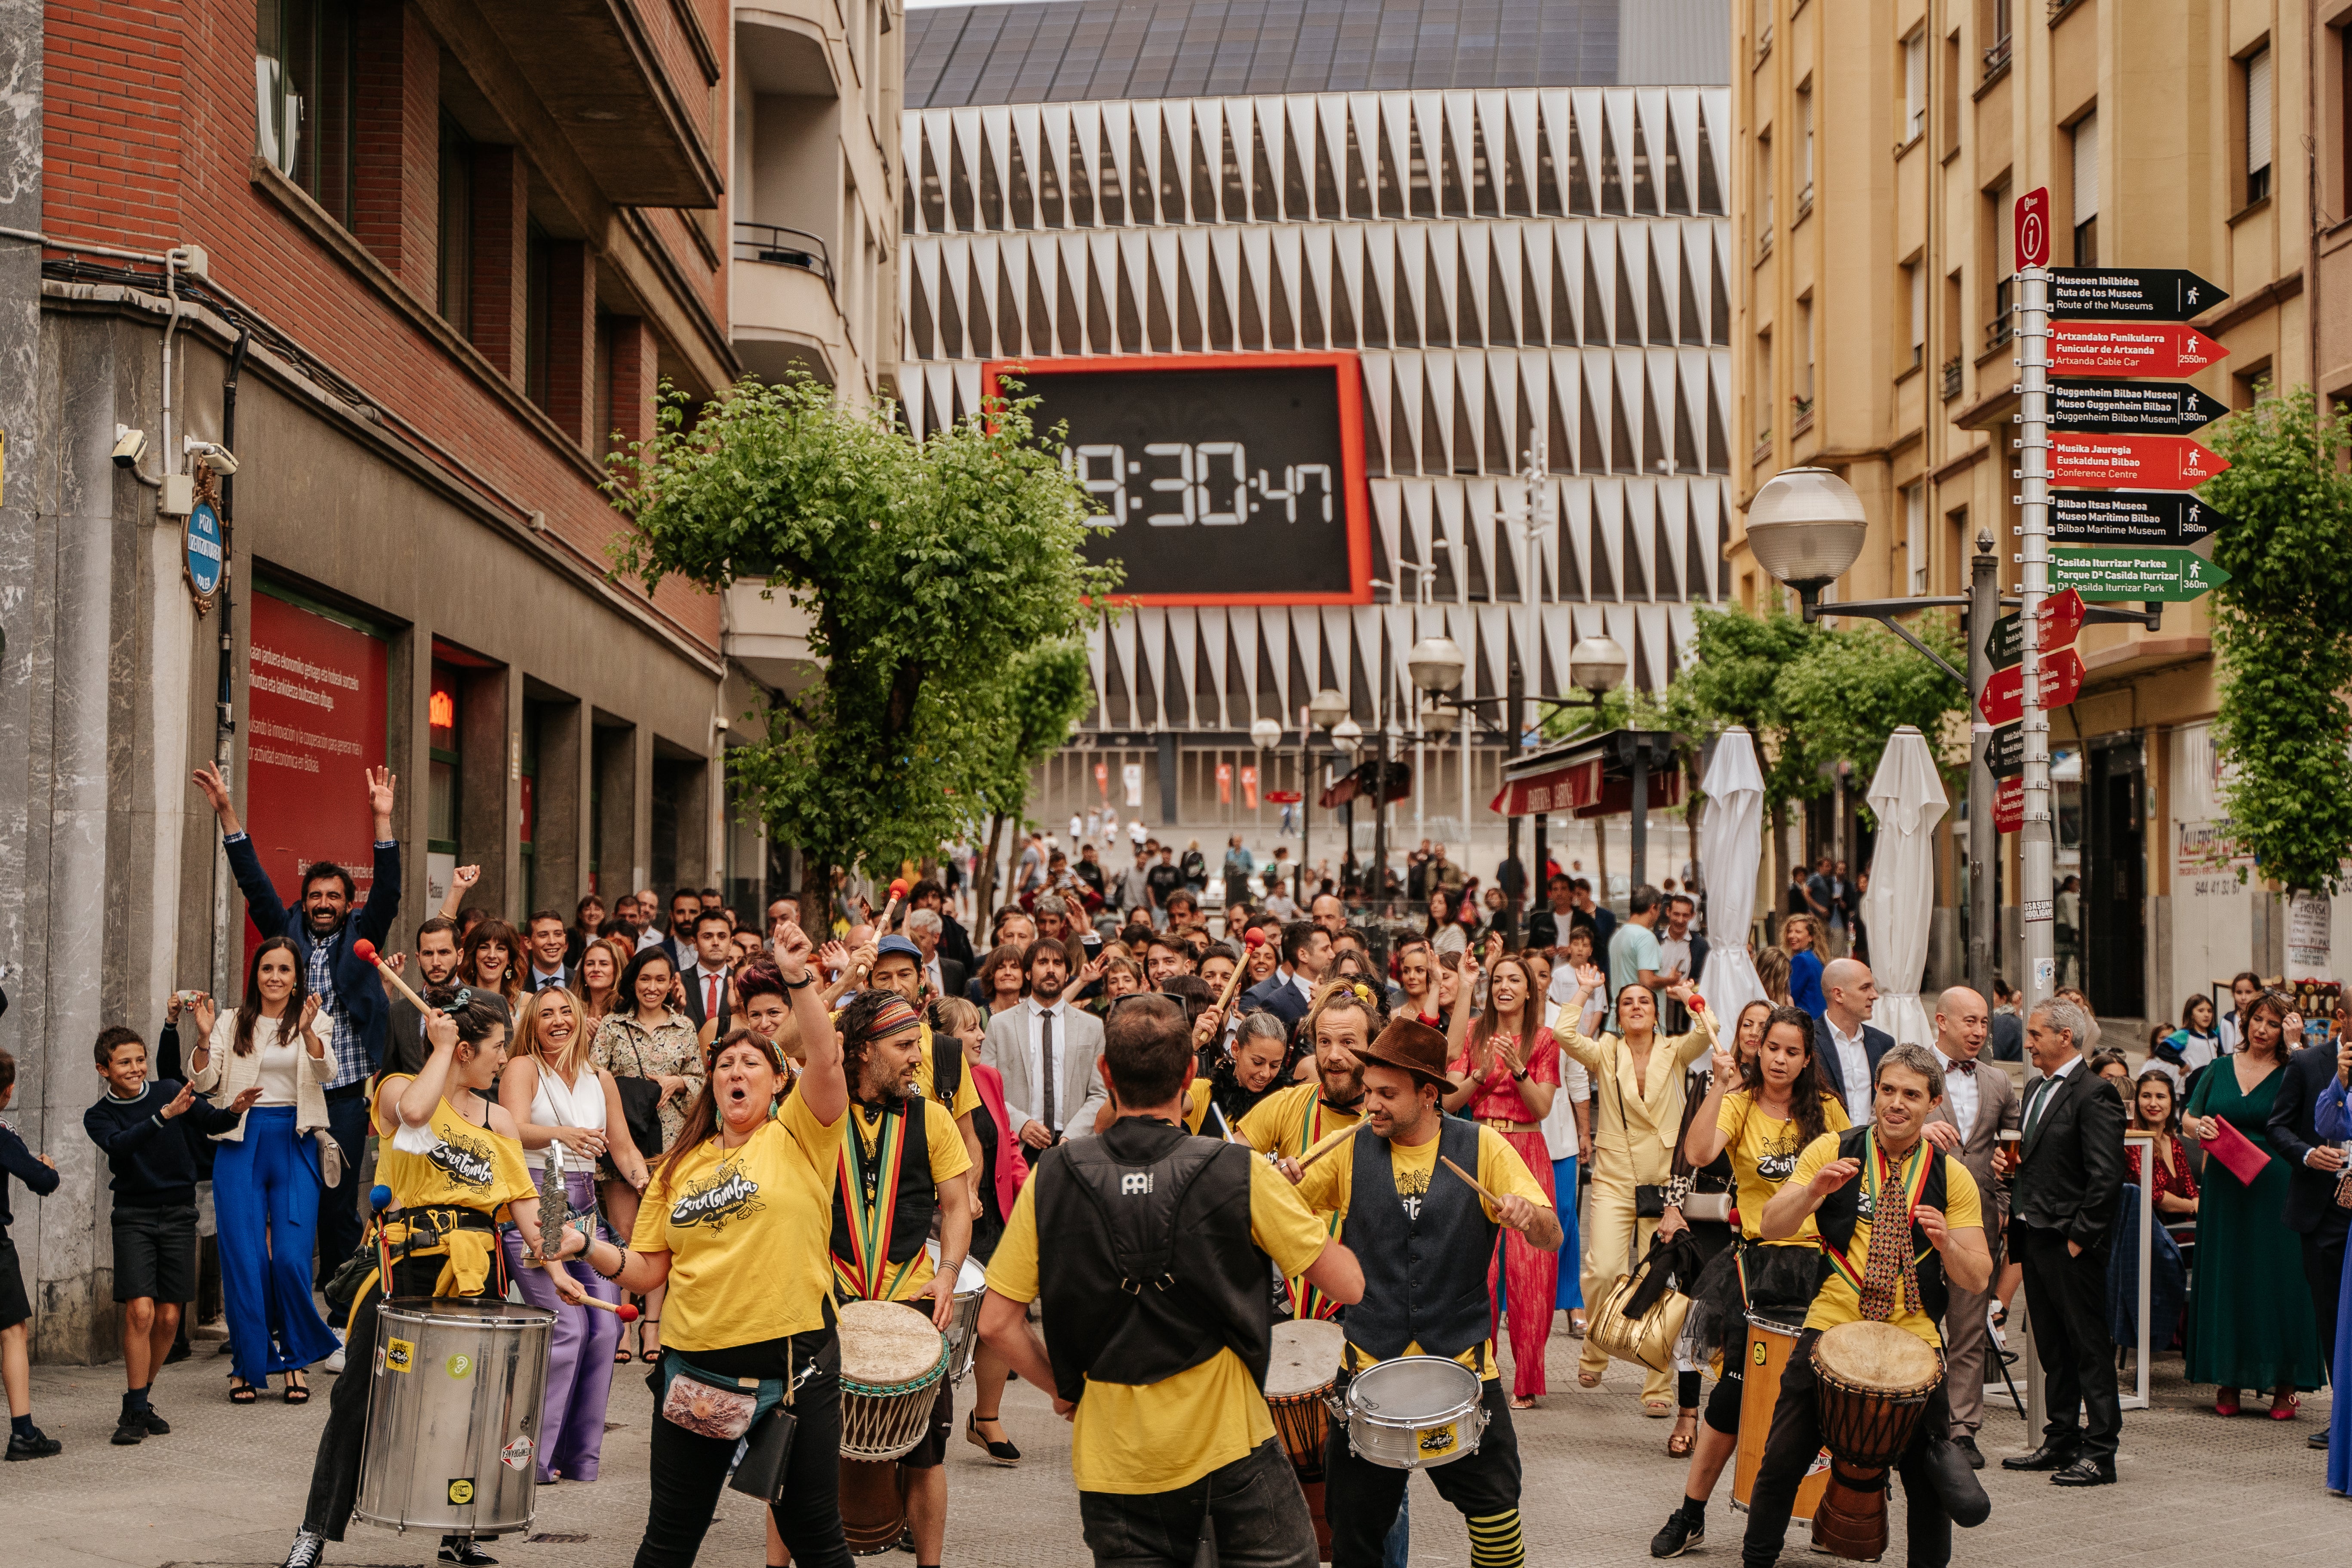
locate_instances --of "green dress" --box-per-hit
[2183,1060,2323,1391]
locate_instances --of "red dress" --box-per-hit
[1452,1028,1562,1399]
[2124,1139,2199,1211]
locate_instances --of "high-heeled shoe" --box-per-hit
[639,1320,662,1363]
[965,1410,1020,1466]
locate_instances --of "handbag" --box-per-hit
[611,1028,667,1161]
[2201,1114,2272,1188]
[1614,1060,1670,1218]
[1589,1241,1691,1374]
[729,1405,800,1503]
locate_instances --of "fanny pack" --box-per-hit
[654,1346,814,1504]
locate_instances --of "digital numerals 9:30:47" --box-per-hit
[1062,443,1334,527]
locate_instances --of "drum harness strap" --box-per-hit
[1063,1140,1222,1298]
[357,1206,508,1305]
[1283,1098,1353,1322]
[1816,1134,1934,1319]
[834,1100,920,1302]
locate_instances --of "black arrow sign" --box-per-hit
[2047,268,2229,322]
[2050,489,2232,548]
[2047,380,2230,435]
[1986,722,2024,780]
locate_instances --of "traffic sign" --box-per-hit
[2050,547,2231,602]
[2051,490,2230,548]
[1995,776,2024,834]
[2046,381,2229,436]
[2049,323,2229,379]
[1977,647,2087,726]
[2015,188,2050,270]
[2048,432,2228,490]
[1984,588,2086,672]
[1986,722,2025,780]
[2046,268,2228,323]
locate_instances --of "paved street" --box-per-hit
[9,1320,2343,1568]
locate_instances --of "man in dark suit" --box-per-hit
[909,879,975,970]
[2000,996,2125,1486]
[676,906,737,1035]
[2266,1000,2352,1451]
[1922,985,2023,1468]
[1812,958,1893,1127]
[1238,921,1332,1031]
[659,887,703,973]
[906,908,967,1001]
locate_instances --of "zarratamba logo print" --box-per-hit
[428,1127,498,1189]
[670,1166,763,1233]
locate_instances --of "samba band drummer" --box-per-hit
[823,992,973,1568]
[1739,1043,1992,1568]
[980,994,1366,1568]
[283,988,573,1568]
[1288,1017,1561,1568]
[1238,982,1379,1321]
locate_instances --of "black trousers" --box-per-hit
[1077,1438,1318,1568]
[304,1253,491,1540]
[316,1085,372,1328]
[2302,1221,2349,1414]
[634,1329,853,1568]
[1739,1328,1951,1568]
[2017,1225,2120,1461]
[1325,1377,1519,1568]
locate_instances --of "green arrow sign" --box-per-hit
[2050,547,2230,602]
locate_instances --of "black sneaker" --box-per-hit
[1651,1505,1705,1558]
[4,1429,61,1461]
[439,1539,499,1566]
[1952,1434,1984,1469]
[110,1416,147,1446]
[281,1528,326,1568]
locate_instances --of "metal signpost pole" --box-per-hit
[1968,532,2000,1004]
[2016,193,2056,1019]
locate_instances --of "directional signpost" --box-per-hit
[2050,491,2230,549]
[2050,547,2231,601]
[2048,322,2229,379]
[1988,722,2025,780]
[1976,647,2087,728]
[2046,381,2230,435]
[1984,588,2086,672]
[2046,432,2227,489]
[2047,268,2227,322]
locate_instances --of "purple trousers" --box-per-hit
[501,1170,623,1482]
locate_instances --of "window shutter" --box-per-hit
[2073,114,2098,221]
[2247,49,2273,177]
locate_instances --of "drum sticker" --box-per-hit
[448,1479,476,1505]
[385,1337,416,1374]
[1807,1447,1832,1477]
[1419,1420,1459,1459]
[501,1436,535,1472]
[447,1352,474,1380]
[669,1166,764,1234]
[1752,1340,1768,1368]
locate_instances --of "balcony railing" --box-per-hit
[733,222,834,289]
[1985,277,2014,353]
[1941,356,1964,400]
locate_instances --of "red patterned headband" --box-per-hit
[864,997,922,1040]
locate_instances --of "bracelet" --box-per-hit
[782,970,816,992]
[1511,1067,1531,1082]
[591,1242,628,1281]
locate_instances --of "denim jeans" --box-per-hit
[1077,1438,1319,1568]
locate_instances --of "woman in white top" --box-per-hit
[498,986,645,1482]
[188,936,337,1404]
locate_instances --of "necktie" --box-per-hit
[706,973,721,1019]
[1949,1059,1976,1075]
[1040,1008,1058,1132]
[1856,1140,1924,1322]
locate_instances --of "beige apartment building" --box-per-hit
[1725,0,2343,1025]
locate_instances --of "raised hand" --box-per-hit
[774,921,813,981]
[365,765,398,825]
[453,865,482,891]
[1571,962,1605,998]
[299,994,323,1035]
[228,1085,267,1114]
[424,1007,459,1054]
[1709,1047,1739,1089]
[191,761,242,835]
[160,1082,197,1120]
[1808,1156,1862,1200]
[192,994,219,1038]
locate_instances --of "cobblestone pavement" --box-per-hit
[9,1322,2344,1568]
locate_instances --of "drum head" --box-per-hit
[1347,1355,1481,1420]
[1265,1320,1346,1399]
[955,1254,988,1297]
[838,1298,947,1388]
[1811,1320,1940,1394]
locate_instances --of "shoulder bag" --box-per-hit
[1613,1058,1669,1219]
[610,1024,668,1163]
[1589,1238,1691,1373]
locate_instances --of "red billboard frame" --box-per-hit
[981,350,1376,606]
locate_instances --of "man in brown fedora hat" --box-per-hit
[1290,1015,1561,1568]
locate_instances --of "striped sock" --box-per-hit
[1467,1509,1524,1568]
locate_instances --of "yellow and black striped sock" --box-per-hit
[1466,1509,1525,1568]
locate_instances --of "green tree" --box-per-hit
[606,375,1119,905]
[968,638,1097,914]
[2198,385,2352,895]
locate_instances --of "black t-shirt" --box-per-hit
[1145,863,1185,904]
[1074,859,1107,895]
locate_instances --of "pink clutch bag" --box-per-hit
[2202,1115,2274,1188]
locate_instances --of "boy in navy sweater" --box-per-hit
[0,1046,62,1459]
[84,1025,257,1445]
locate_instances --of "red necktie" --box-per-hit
[706,974,721,1018]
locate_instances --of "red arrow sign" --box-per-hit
[2048,432,2229,490]
[1995,776,2024,834]
[1976,647,2088,726]
[2048,322,2229,378]
[2038,588,2086,653]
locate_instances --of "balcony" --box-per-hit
[733,221,855,386]
[1941,356,1964,400]
[735,221,834,286]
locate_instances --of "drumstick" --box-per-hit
[1440,1154,1502,1207]
[880,877,910,934]
[351,939,428,1011]
[575,1296,639,1320]
[1293,1122,1357,1171]
[1215,930,1261,1016]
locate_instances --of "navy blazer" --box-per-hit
[1240,972,1313,1029]
[2266,1044,2352,1239]
[1811,1019,1893,1106]
[225,832,402,1078]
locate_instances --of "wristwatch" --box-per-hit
[782,969,816,992]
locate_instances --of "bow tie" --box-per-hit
[1948,1060,1976,1075]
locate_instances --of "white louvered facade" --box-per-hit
[898,84,1731,840]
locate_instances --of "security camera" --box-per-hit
[183,437,240,476]
[113,425,148,469]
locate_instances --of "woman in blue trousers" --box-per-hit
[191,938,340,1402]
[2314,1059,2352,1495]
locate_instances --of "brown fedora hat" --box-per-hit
[1356,1015,1452,1087]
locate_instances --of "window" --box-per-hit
[1798,297,1815,406]
[525,222,552,410]
[1942,31,1963,149]
[1905,484,1927,595]
[1757,133,1774,253]
[1755,331,1774,448]
[1755,0,1773,55]
[256,0,357,224]
[2071,114,2098,265]
[1982,0,2012,79]
[1798,84,1814,206]
[437,114,474,337]
[428,662,462,860]
[1903,32,1927,143]
[1905,260,1925,368]
[1987,182,2014,350]
[2245,46,2274,205]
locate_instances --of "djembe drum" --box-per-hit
[1807,1321,1943,1562]
[835,1300,949,1556]
[1265,1320,1346,1561]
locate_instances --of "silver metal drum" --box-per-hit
[1339,1355,1487,1471]
[354,1299,555,1537]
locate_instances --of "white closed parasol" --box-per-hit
[1695,728,1767,1022]
[1863,725,1949,1049]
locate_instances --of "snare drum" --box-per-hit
[1339,1355,1486,1471]
[1730,1315,1831,1521]
[1807,1321,1942,1564]
[837,1299,951,1463]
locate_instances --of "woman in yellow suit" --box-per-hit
[1555,961,1716,1415]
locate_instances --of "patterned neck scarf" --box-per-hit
[1856,1132,1934,1321]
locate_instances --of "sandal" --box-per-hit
[1510,1395,1540,1411]
[1568,1312,1589,1339]
[966,1411,1021,1466]
[1667,1412,1699,1457]
[1577,1369,1604,1389]
[614,1326,636,1365]
[1642,1398,1676,1419]
[638,1320,662,1363]
[283,1371,310,1405]
[228,1378,258,1405]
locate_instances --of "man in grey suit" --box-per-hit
[1922,985,2022,1470]
[982,937,1108,1162]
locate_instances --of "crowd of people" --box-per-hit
[3,765,2350,1568]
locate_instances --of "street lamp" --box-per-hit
[1408,636,1468,696]
[1747,466,1870,608]
[1300,689,1347,905]
[1568,635,1629,695]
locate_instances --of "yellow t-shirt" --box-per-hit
[630,1092,848,1352]
[1716,1090,1852,1241]
[372,1078,536,1217]
[1789,1133,1983,1349]
[836,1097,974,1301]
[1236,1081,1362,1156]
[1291,1126,1553,1379]
[985,1154,1331,1494]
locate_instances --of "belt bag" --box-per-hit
[1681,1191,1733,1223]
[1589,1245,1690,1374]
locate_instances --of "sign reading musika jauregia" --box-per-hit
[244,586,391,926]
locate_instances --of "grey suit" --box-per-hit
[983,998,1109,1154]
[1926,1050,2022,1437]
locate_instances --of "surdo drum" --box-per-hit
[1730,1315,1832,1520]
[354,1299,555,1538]
[1338,1355,1486,1471]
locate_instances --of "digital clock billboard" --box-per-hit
[984,352,1374,604]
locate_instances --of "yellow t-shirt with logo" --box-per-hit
[1716,1090,1851,1241]
[1290,1126,1552,1380]
[837,1097,973,1301]
[985,1153,1331,1494]
[372,1078,536,1217]
[1236,1081,1362,1156]
[630,1091,848,1352]
[1789,1133,1983,1349]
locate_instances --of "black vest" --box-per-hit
[1339,1116,1498,1363]
[1033,1118,1271,1404]
[829,1097,936,1282]
[1814,1126,1951,1326]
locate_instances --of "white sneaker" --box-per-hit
[323,1331,347,1374]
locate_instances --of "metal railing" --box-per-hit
[733,222,834,287]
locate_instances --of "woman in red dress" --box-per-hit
[1443,947,1561,1407]
[2125,1068,2200,1217]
